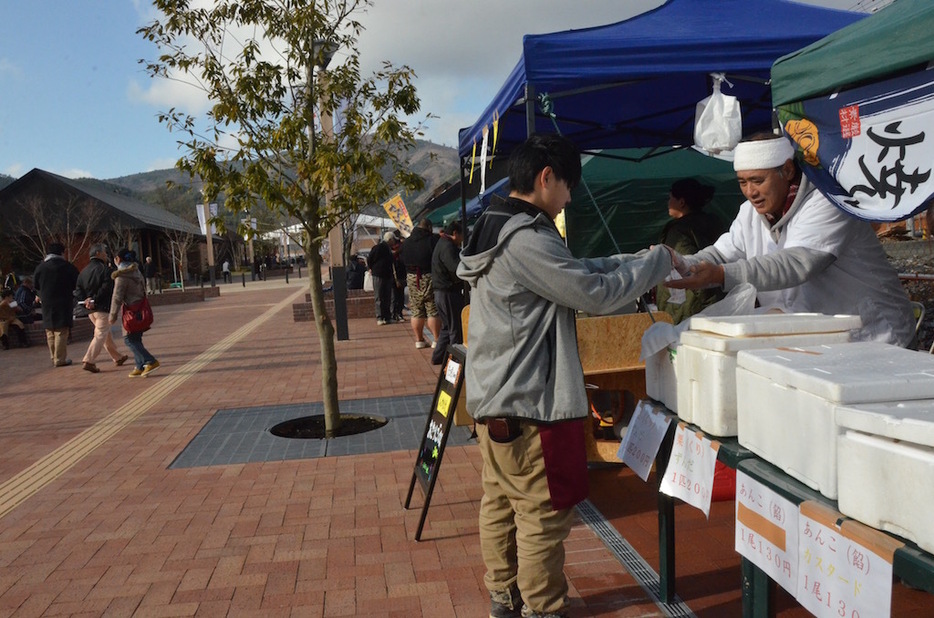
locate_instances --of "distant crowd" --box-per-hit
[1,242,160,377]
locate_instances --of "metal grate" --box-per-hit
[169,394,475,468]
[576,499,696,618]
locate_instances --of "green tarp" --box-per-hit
[771,0,934,107]
[566,148,744,258]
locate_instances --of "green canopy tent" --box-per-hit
[771,0,934,222]
[771,0,934,108]
[566,148,744,257]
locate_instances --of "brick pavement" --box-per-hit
[0,280,664,617]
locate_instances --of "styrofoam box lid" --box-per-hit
[689,313,861,337]
[836,400,934,448]
[679,329,850,352]
[736,342,934,404]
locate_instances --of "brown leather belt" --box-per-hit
[480,417,524,443]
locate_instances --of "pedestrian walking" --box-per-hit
[33,242,79,367]
[110,248,160,378]
[75,244,128,373]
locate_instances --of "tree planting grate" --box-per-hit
[170,394,475,469]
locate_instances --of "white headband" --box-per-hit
[733,138,795,171]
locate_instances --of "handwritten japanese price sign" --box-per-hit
[659,423,719,517]
[796,501,901,618]
[617,400,672,481]
[444,358,461,385]
[735,471,798,595]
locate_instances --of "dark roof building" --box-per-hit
[0,168,202,274]
[0,168,199,235]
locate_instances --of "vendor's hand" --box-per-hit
[652,244,690,277]
[664,261,725,290]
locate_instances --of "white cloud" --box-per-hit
[0,58,21,77]
[146,157,181,173]
[352,0,664,145]
[3,163,24,178]
[57,167,94,180]
[127,77,212,116]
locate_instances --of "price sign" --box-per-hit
[404,344,467,541]
[735,471,798,595]
[796,501,900,618]
[617,400,672,481]
[659,423,719,517]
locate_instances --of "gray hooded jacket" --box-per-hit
[457,198,673,423]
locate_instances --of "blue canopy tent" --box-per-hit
[458,0,862,158]
[454,0,864,252]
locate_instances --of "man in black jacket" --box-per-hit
[367,232,397,325]
[75,244,128,373]
[430,220,465,364]
[33,242,80,367]
[401,219,440,349]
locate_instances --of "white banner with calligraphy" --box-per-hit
[735,471,798,595]
[659,424,719,517]
[779,68,934,222]
[796,501,900,618]
[617,400,672,481]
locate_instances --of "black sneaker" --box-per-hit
[490,602,522,618]
[489,587,523,618]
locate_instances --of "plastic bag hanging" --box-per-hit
[694,73,742,156]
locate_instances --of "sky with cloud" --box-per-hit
[0,0,867,180]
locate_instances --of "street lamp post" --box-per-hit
[311,39,349,340]
[200,193,216,287]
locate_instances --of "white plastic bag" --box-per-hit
[694,74,742,154]
[363,271,373,292]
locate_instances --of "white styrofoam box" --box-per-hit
[689,313,861,338]
[675,329,851,435]
[736,342,934,499]
[645,345,678,412]
[835,401,934,553]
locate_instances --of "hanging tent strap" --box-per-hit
[537,92,655,320]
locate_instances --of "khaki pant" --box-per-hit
[45,328,70,366]
[0,318,24,336]
[478,422,573,616]
[82,312,121,364]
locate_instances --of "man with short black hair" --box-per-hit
[367,232,397,325]
[401,219,440,348]
[430,219,464,365]
[33,242,79,367]
[458,133,677,618]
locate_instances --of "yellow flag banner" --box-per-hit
[382,193,414,238]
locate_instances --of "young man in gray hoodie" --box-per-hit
[457,133,678,618]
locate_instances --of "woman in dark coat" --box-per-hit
[655,179,727,323]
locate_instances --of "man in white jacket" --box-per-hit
[668,134,914,347]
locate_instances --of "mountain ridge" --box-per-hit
[0,139,460,224]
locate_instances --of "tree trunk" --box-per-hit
[306,240,341,437]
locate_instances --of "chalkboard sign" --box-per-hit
[404,343,467,541]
